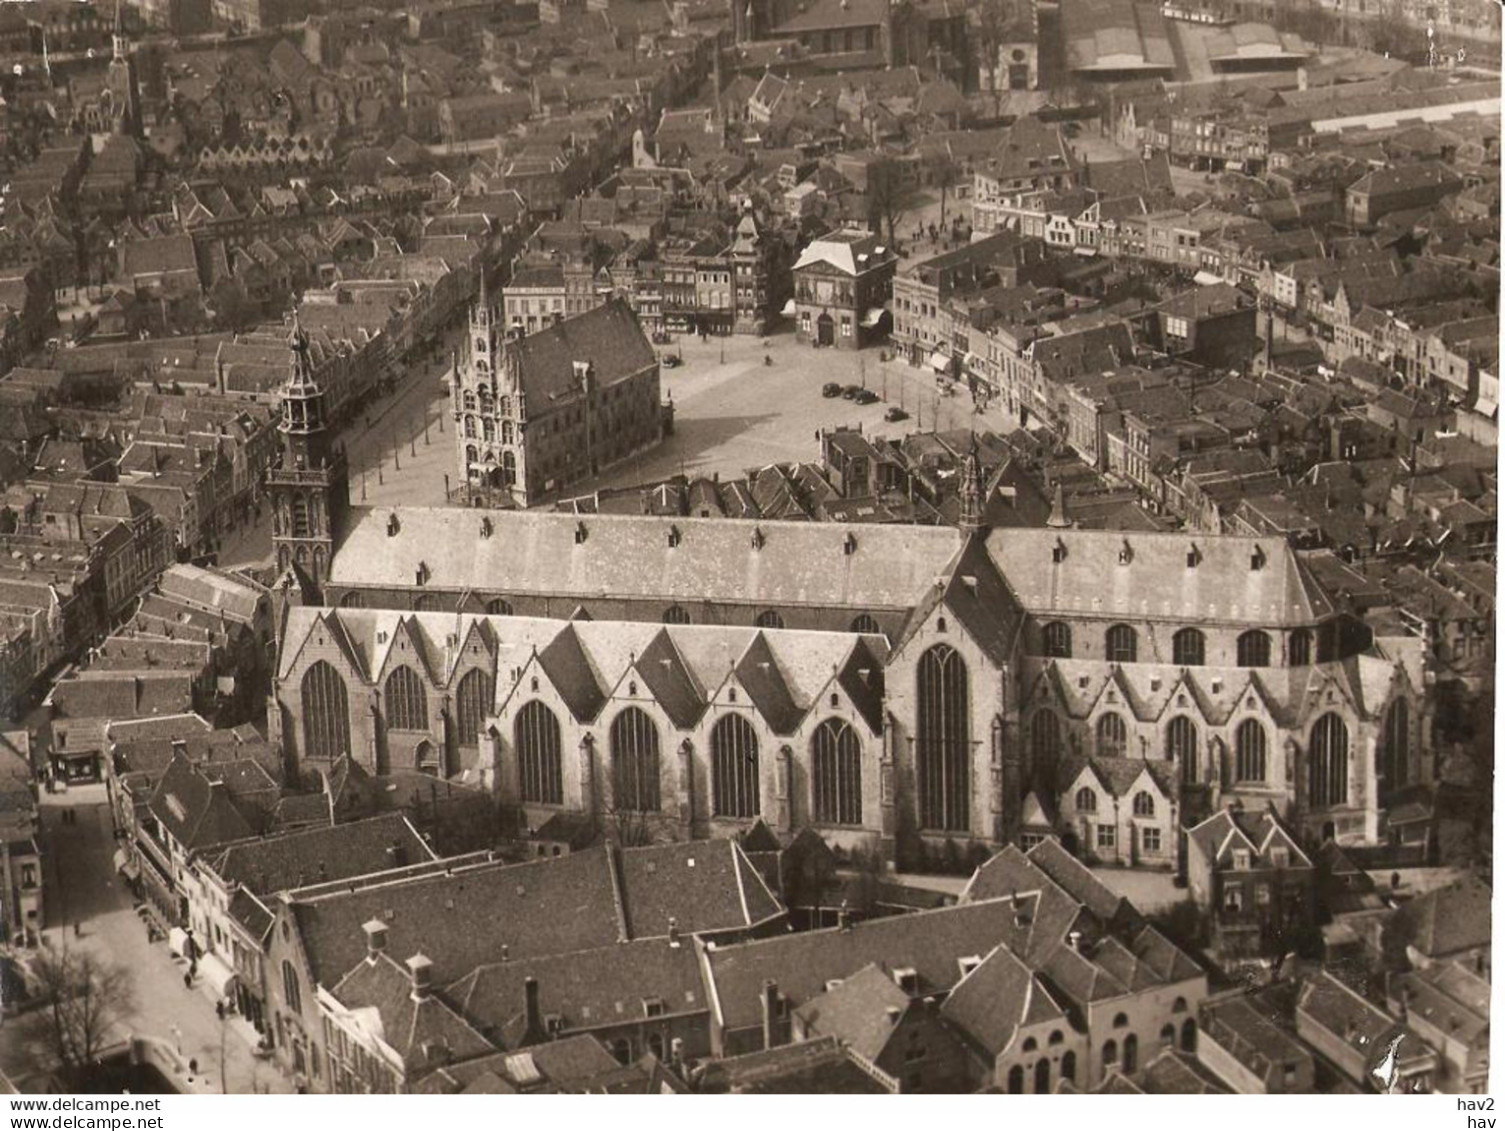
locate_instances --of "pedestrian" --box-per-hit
[73,922,80,938]
[216,1001,225,1021]
[184,972,193,990]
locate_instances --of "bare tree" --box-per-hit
[933,155,961,232]
[867,159,920,247]
[33,947,135,1088]
[603,803,655,848]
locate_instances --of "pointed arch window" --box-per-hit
[1309,713,1348,808]
[754,609,785,630]
[811,718,862,825]
[1235,719,1267,782]
[711,714,759,818]
[1132,792,1154,817]
[1166,716,1198,781]
[1096,712,1128,758]
[663,604,692,625]
[516,700,563,805]
[1031,708,1060,763]
[455,668,493,747]
[611,707,660,813]
[301,660,350,761]
[1075,786,1097,813]
[850,613,881,635]
[385,665,428,731]
[917,644,970,832]
[1382,698,1409,789]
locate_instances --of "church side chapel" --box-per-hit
[266,319,1432,870]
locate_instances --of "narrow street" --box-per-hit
[1,789,294,1094]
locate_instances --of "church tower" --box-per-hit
[103,0,139,137]
[267,316,349,593]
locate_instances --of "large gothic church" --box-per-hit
[266,328,1430,868]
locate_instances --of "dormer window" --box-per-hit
[843,532,857,555]
[1232,849,1251,871]
[1118,540,1133,565]
[1250,546,1266,571]
[1186,544,1201,568]
[575,521,588,545]
[1271,847,1289,868]
[479,516,493,539]
[668,525,681,548]
[1052,538,1067,564]
[750,526,765,551]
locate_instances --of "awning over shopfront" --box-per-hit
[167,927,191,958]
[112,848,140,880]
[1193,270,1224,286]
[1073,245,1097,257]
[928,350,952,373]
[780,298,796,317]
[198,953,238,999]
[1474,394,1497,419]
[860,307,886,328]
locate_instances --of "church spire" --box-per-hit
[958,433,983,532]
[280,311,327,449]
[1046,481,1072,529]
[112,0,127,63]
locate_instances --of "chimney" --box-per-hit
[386,840,407,868]
[362,918,387,960]
[406,954,433,1000]
[885,1005,902,1026]
[760,980,781,1051]
[1067,929,1083,952]
[668,917,681,948]
[523,976,544,1042]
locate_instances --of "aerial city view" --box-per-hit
[0,0,1496,1100]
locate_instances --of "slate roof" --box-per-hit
[1199,993,1312,1087]
[1186,807,1312,871]
[986,527,1334,627]
[503,298,655,406]
[330,952,494,1069]
[288,840,785,989]
[450,936,705,1040]
[329,508,962,611]
[285,610,888,741]
[208,814,435,895]
[615,839,784,939]
[1390,874,1491,961]
[940,944,1067,1057]
[793,963,913,1062]
[412,1034,637,1094]
[701,897,1036,1032]
[147,752,266,853]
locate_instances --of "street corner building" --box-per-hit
[451,286,666,509]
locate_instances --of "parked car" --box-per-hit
[854,389,879,405]
[841,384,862,399]
[661,353,682,368]
[884,406,909,422]
[821,382,843,398]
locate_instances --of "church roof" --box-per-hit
[329,508,963,612]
